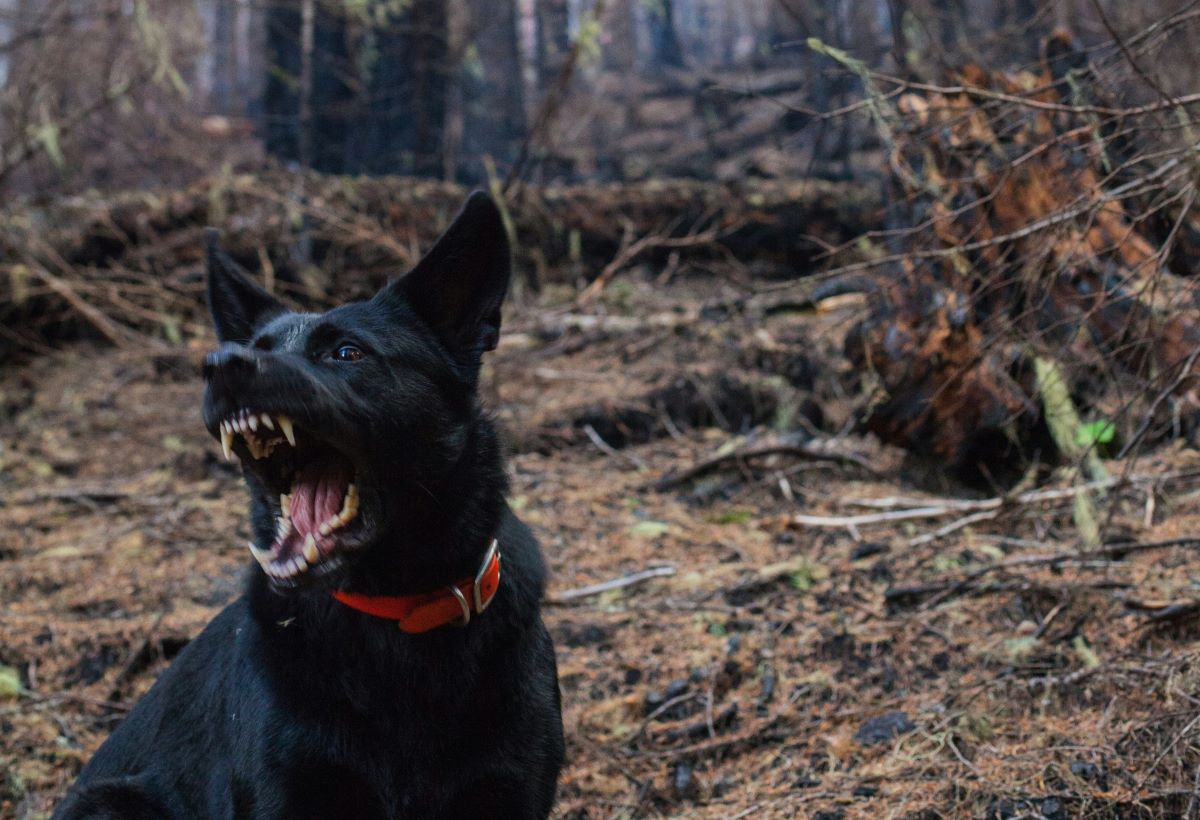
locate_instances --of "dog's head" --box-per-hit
[201,193,510,591]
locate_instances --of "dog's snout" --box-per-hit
[203,342,259,384]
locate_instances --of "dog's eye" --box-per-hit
[333,344,364,362]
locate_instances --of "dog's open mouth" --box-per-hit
[219,408,361,584]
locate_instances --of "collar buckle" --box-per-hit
[447,585,471,627]
[473,538,500,613]
[331,536,502,633]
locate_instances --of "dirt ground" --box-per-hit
[3,276,1200,819]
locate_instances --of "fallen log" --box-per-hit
[0,173,879,359]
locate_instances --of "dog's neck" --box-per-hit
[363,416,507,595]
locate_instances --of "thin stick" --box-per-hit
[547,566,677,604]
[907,510,999,547]
[575,221,738,307]
[917,537,1200,610]
[655,440,880,491]
[24,264,127,346]
[792,471,1199,529]
[582,424,648,471]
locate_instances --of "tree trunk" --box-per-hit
[458,0,525,180]
[297,0,314,172]
[602,0,636,73]
[535,0,569,93]
[263,1,301,164]
[646,0,684,68]
[361,0,448,177]
[239,0,266,120]
[211,0,237,114]
[263,1,360,173]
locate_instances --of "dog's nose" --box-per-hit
[203,342,259,383]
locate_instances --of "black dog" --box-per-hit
[55,194,565,819]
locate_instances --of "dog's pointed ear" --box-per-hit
[205,228,285,344]
[378,192,511,366]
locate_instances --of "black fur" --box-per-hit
[55,193,565,819]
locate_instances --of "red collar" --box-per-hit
[331,540,501,634]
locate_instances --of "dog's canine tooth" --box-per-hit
[248,542,272,567]
[220,426,234,461]
[280,493,291,518]
[303,537,320,564]
[247,414,259,432]
[260,413,275,430]
[278,416,295,446]
[340,484,359,519]
[276,517,290,541]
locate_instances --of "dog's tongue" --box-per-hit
[289,460,351,539]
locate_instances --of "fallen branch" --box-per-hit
[22,265,130,347]
[792,471,1200,529]
[655,438,880,491]
[907,510,1000,547]
[575,219,739,307]
[885,578,1132,610]
[912,537,1200,610]
[546,565,677,604]
[583,423,648,471]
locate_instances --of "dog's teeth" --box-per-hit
[280,494,291,518]
[303,537,320,564]
[318,520,332,537]
[247,414,259,432]
[292,555,307,574]
[278,416,295,446]
[248,541,272,568]
[260,413,275,430]
[221,427,234,461]
[302,533,317,558]
[340,484,359,520]
[276,517,290,541]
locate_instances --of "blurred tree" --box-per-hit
[263,0,355,172]
[646,0,684,68]
[602,0,637,73]
[457,0,526,179]
[210,0,238,114]
[535,0,570,92]
[264,0,448,177]
[360,0,449,176]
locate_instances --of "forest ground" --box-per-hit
[2,274,1200,819]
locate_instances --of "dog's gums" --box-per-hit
[218,406,361,583]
